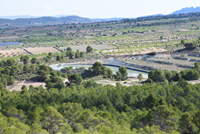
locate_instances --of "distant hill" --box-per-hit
[0,15,125,28]
[171,7,200,14]
[0,15,71,19]
[93,18,124,22]
[0,15,36,20]
[140,14,163,18]
[0,15,37,20]
[0,16,93,28]
[3,6,200,28]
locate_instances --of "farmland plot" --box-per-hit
[60,44,114,52]
[25,47,60,54]
[0,48,28,57]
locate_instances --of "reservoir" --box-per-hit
[50,64,148,78]
[0,42,21,46]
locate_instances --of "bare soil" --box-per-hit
[96,77,147,86]
[7,80,46,91]
[25,47,60,54]
[0,48,28,57]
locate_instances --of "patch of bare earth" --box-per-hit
[96,78,147,86]
[0,48,28,57]
[187,80,200,85]
[7,80,46,91]
[25,47,60,54]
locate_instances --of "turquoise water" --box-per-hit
[50,64,148,78]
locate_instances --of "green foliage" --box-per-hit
[75,50,80,58]
[30,57,38,64]
[177,78,188,88]
[180,69,200,80]
[149,70,165,82]
[119,66,128,80]
[68,51,74,59]
[193,62,200,72]
[103,68,113,79]
[0,81,199,133]
[91,62,128,81]
[115,71,122,81]
[56,55,62,61]
[149,66,200,83]
[66,47,72,57]
[20,56,29,64]
[92,61,104,75]
[68,73,83,85]
[146,78,153,84]
[80,52,85,57]
[179,112,199,134]
[182,40,199,49]
[1,55,200,133]
[137,73,143,81]
[45,76,65,89]
[86,46,93,53]
[60,66,73,73]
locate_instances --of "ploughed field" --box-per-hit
[0,48,27,57]
[0,47,60,57]
[25,47,60,54]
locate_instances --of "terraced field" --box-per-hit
[59,44,114,52]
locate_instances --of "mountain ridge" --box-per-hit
[1,7,200,28]
[171,7,200,14]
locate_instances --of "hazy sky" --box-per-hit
[1,0,200,18]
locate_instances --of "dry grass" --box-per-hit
[25,47,60,54]
[7,80,46,91]
[0,48,28,57]
[96,78,147,86]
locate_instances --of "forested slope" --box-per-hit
[0,80,200,133]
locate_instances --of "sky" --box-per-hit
[0,0,200,18]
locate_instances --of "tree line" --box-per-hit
[90,61,128,81]
[148,62,200,83]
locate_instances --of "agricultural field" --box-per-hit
[123,59,187,71]
[148,57,194,67]
[59,44,114,51]
[102,47,166,55]
[0,13,200,68]
[1,11,200,134]
[0,48,27,57]
[24,47,61,54]
[1,13,200,56]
